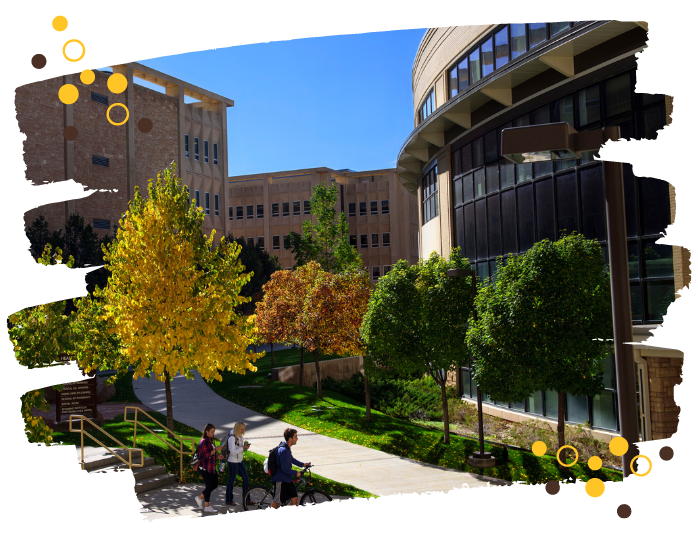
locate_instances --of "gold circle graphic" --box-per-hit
[532,441,547,457]
[52,16,68,31]
[630,454,652,477]
[556,445,579,467]
[106,103,129,126]
[585,478,605,498]
[58,84,79,105]
[80,69,95,85]
[107,73,128,94]
[609,436,629,456]
[587,456,602,471]
[62,39,86,62]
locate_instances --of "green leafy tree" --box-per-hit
[9,245,75,444]
[285,181,362,273]
[361,250,475,443]
[226,236,282,316]
[466,234,613,460]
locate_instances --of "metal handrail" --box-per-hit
[124,406,199,482]
[69,414,145,470]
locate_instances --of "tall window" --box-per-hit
[359,202,367,216]
[349,202,356,217]
[257,237,264,249]
[283,202,290,217]
[213,143,218,165]
[372,266,380,281]
[304,200,311,214]
[371,233,379,248]
[350,235,357,247]
[272,203,279,217]
[272,236,280,250]
[194,137,199,161]
[236,206,243,219]
[205,192,210,215]
[370,201,378,215]
[382,232,391,247]
[422,164,439,224]
[418,89,435,124]
[360,234,368,248]
[257,204,264,218]
[381,200,390,214]
[214,194,219,216]
[229,206,233,220]
[293,201,301,215]
[185,134,190,158]
[246,205,253,219]
[204,140,209,163]
[195,190,201,208]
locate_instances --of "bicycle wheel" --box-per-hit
[243,486,273,511]
[300,489,332,506]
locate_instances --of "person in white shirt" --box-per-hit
[225,421,251,506]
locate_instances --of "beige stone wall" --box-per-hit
[412,25,495,120]
[228,168,419,276]
[272,355,364,387]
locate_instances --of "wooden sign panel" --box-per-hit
[56,377,98,422]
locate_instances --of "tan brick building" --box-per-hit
[396,21,686,442]
[227,167,419,278]
[18,62,233,244]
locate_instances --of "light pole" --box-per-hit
[447,266,495,468]
[501,122,639,477]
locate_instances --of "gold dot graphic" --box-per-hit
[609,437,629,456]
[58,84,79,104]
[585,478,605,498]
[52,16,68,31]
[532,441,547,456]
[587,456,602,471]
[80,70,95,85]
[108,73,128,94]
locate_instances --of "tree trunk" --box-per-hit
[314,350,322,398]
[252,343,257,354]
[164,369,175,439]
[440,379,450,445]
[270,343,274,369]
[557,389,566,466]
[364,372,371,422]
[299,346,305,386]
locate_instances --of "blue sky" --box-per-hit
[136,29,426,176]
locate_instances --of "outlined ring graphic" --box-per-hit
[630,454,652,477]
[106,103,130,126]
[62,39,86,62]
[556,445,579,467]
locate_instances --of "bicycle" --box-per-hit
[243,464,332,510]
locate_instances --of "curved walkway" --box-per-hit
[132,371,508,498]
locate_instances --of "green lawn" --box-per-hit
[209,351,623,485]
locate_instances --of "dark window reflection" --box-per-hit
[605,72,632,117]
[518,183,535,251]
[486,163,499,193]
[529,23,547,47]
[463,173,474,202]
[637,105,664,139]
[550,22,570,36]
[488,195,502,256]
[462,143,473,173]
[623,164,638,237]
[628,241,640,279]
[555,172,578,237]
[476,199,488,259]
[470,48,481,84]
[455,206,465,256]
[454,178,463,207]
[645,281,675,322]
[566,394,589,424]
[482,37,494,77]
[473,138,484,168]
[475,168,486,197]
[643,239,674,278]
[640,178,671,235]
[501,189,517,254]
[510,24,526,58]
[580,165,606,241]
[579,84,601,126]
[500,158,515,189]
[495,27,509,69]
[485,130,498,163]
[535,178,555,241]
[464,203,476,260]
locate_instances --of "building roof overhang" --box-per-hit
[396,20,647,195]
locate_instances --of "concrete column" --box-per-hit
[220,104,230,237]
[263,174,270,248]
[63,74,75,219]
[389,171,399,264]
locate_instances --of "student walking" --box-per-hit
[225,421,252,506]
[194,423,224,513]
[270,428,310,508]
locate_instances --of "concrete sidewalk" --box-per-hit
[131,371,508,505]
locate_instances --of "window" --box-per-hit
[418,89,435,123]
[257,237,264,249]
[272,203,279,217]
[469,48,481,85]
[185,134,190,158]
[272,236,280,250]
[283,235,289,249]
[229,206,233,220]
[204,140,209,163]
[91,92,108,105]
[205,192,210,215]
[213,143,218,165]
[383,265,392,275]
[494,27,509,70]
[194,137,199,161]
[368,201,377,215]
[381,200,389,214]
[349,202,356,217]
[349,235,357,247]
[214,194,219,216]
[247,237,254,246]
[236,206,243,220]
[528,23,547,48]
[93,218,110,230]
[371,233,379,248]
[359,202,367,216]
[510,24,526,59]
[360,234,368,248]
[304,200,311,214]
[293,201,301,215]
[257,204,264,218]
[382,232,391,247]
[195,190,201,208]
[372,266,380,281]
[246,205,253,219]
[481,37,494,77]
[283,202,290,216]
[92,155,109,167]
[422,164,439,224]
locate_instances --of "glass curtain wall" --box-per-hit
[452,69,670,432]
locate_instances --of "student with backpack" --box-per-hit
[194,423,225,513]
[224,421,252,506]
[269,428,310,508]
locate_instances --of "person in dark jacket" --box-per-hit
[270,428,310,508]
[194,423,225,513]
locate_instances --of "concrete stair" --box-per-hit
[82,448,178,494]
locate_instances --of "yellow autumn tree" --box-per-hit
[89,163,262,436]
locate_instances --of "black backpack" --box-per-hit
[265,444,283,476]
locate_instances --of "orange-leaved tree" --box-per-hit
[254,269,303,369]
[300,262,371,398]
